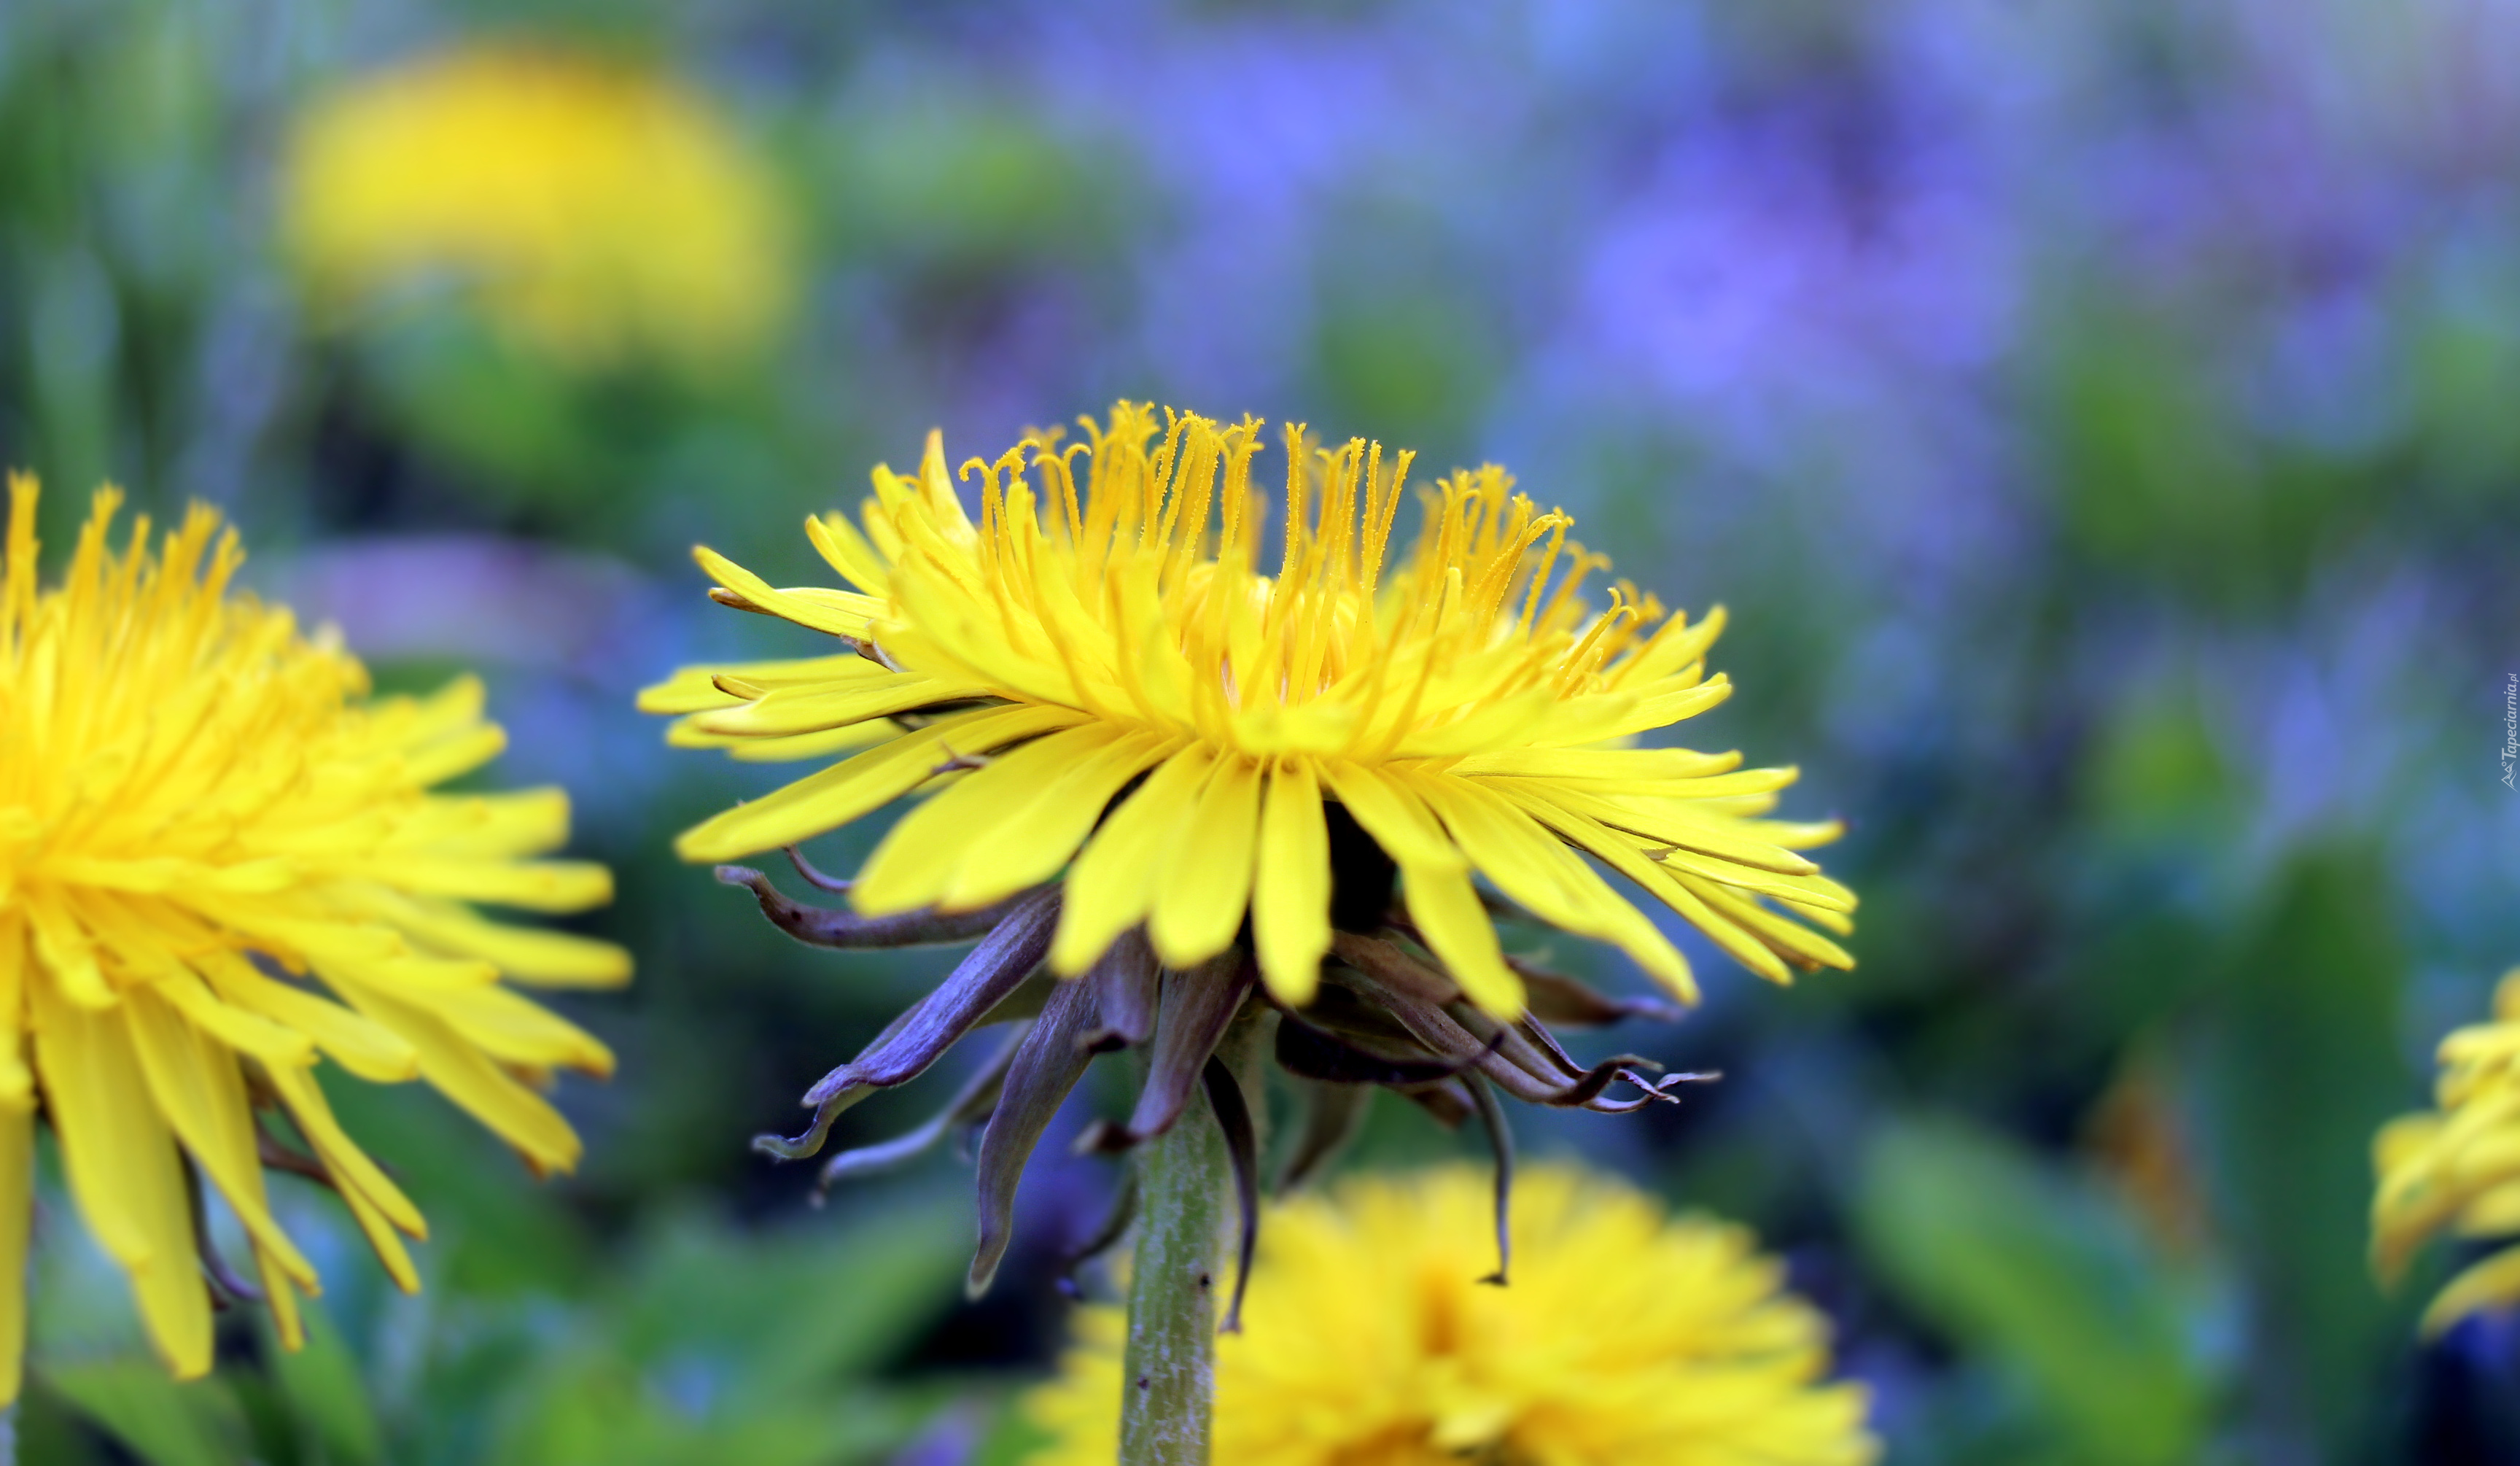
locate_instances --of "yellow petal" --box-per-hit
[257,1241,306,1353]
[0,1101,29,1404]
[636,652,874,714]
[1397,864,1523,1019]
[0,915,34,1107]
[333,885,631,988]
[1412,772,1691,995]
[122,988,317,1288]
[1148,753,1264,969]
[200,949,420,1082]
[1683,877,1854,971]
[1317,762,1466,873]
[258,1062,424,1292]
[28,979,213,1377]
[1052,745,1217,974]
[387,980,614,1077]
[855,721,1143,915]
[692,543,881,638]
[336,982,583,1174]
[806,511,892,597]
[1252,760,1331,1007]
[944,729,1183,912]
[2423,1244,2520,1338]
[674,702,1083,862]
[25,895,112,1009]
[1541,786,1817,877]
[693,675,987,738]
[352,857,612,913]
[400,723,508,789]
[152,968,317,1066]
[385,788,570,858]
[1525,794,1783,988]
[691,719,902,762]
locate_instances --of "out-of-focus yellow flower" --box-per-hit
[0,476,626,1395]
[281,45,790,368]
[2374,966,2520,1335]
[1026,1163,1878,1466]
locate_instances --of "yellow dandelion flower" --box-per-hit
[280,45,791,368]
[645,404,1852,1298]
[0,477,627,1394]
[2373,966,2520,1335]
[657,402,1852,1012]
[1027,1163,1878,1466]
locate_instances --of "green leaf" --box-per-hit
[41,1360,246,1466]
[1856,1116,2215,1466]
[2191,846,2413,1454]
[267,1306,386,1465]
[612,1191,971,1402]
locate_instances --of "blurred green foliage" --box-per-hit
[22,1143,976,1465]
[1859,1118,2219,1466]
[1,0,2516,1461]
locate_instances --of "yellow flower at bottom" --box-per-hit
[1027,1165,1877,1466]
[2374,966,2520,1334]
[0,478,627,1394]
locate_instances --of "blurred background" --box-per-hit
[3,0,2516,1462]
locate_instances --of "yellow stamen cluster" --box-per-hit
[0,478,625,1391]
[1025,1164,1878,1466]
[649,403,1853,1015]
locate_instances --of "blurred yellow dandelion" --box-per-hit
[2374,966,2520,1335]
[280,45,791,368]
[1027,1164,1878,1466]
[0,476,626,1393]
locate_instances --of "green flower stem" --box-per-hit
[1119,1004,1266,1466]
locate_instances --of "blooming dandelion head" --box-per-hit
[0,478,626,1391]
[2374,966,2520,1335]
[658,403,1853,1011]
[1027,1164,1880,1466]
[646,404,1854,1295]
[281,45,791,368]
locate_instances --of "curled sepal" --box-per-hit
[783,845,854,893]
[1275,1079,1370,1195]
[1509,957,1685,1028]
[809,1023,1029,1203]
[758,888,1061,1161]
[718,864,1030,949]
[1455,1006,1672,1112]
[969,971,1104,1298]
[1275,1016,1444,1086]
[1326,964,1662,1112]
[1272,1010,1503,1087]
[1203,1054,1261,1334]
[1077,951,1254,1154]
[1464,1074,1513,1286]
